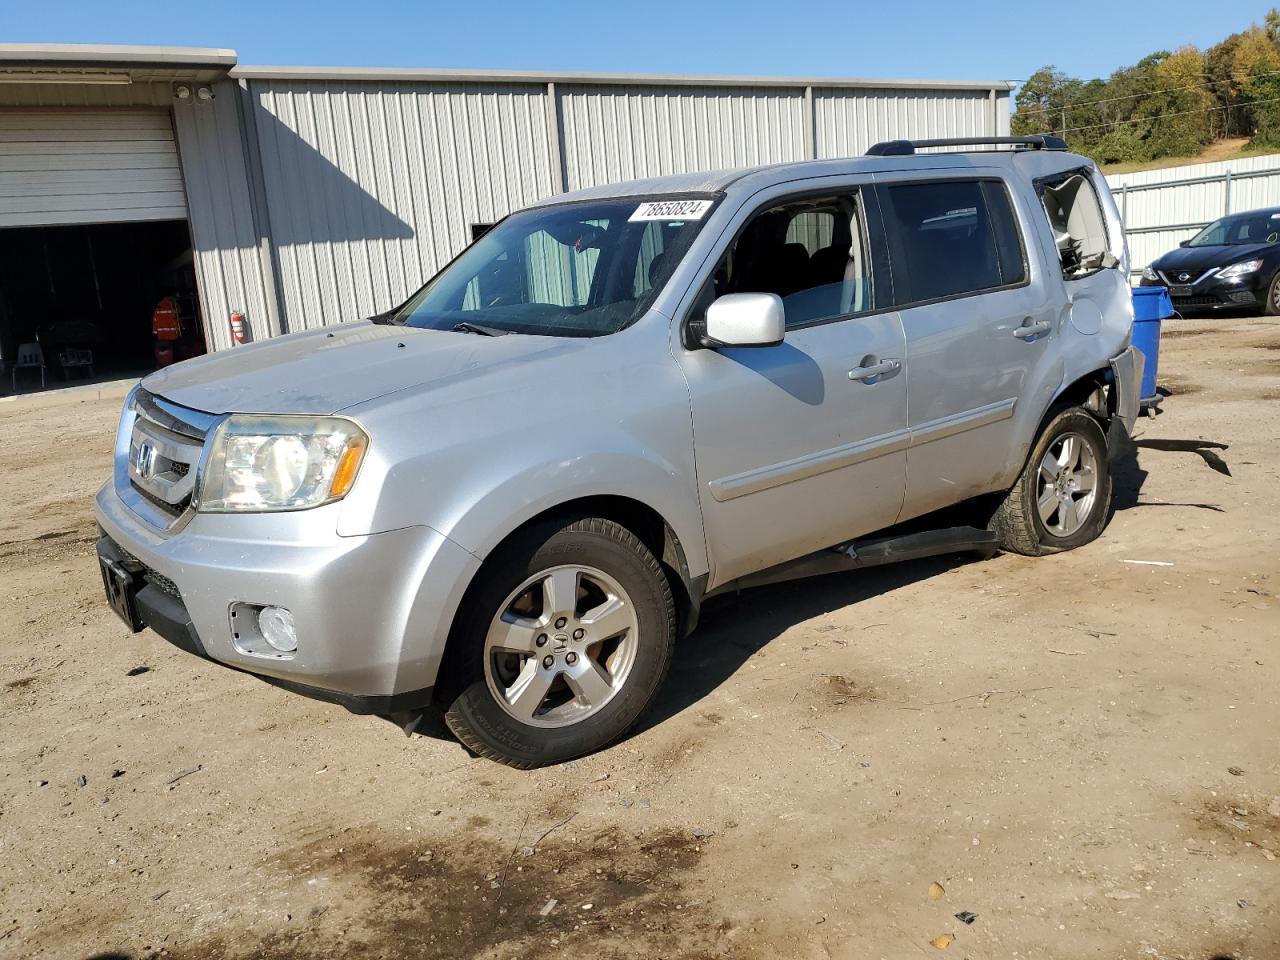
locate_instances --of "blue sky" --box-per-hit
[3,1,1274,83]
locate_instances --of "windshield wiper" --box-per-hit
[452,321,512,337]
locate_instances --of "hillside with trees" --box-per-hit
[1012,10,1280,165]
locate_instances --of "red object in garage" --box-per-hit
[230,311,247,344]
[152,297,181,341]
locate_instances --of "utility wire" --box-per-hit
[1025,67,1280,113]
[1056,94,1280,134]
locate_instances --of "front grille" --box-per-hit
[133,481,191,519]
[1172,295,1222,308]
[126,389,211,527]
[108,536,183,601]
[144,567,183,600]
[1160,269,1212,285]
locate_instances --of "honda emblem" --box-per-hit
[134,440,158,479]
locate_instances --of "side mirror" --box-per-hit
[1179,240,1190,247]
[700,293,785,348]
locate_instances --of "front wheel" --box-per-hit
[989,407,1113,557]
[1264,272,1280,316]
[439,517,675,768]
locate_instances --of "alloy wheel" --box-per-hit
[483,564,639,728]
[1035,431,1099,537]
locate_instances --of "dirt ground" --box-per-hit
[1,315,1278,960]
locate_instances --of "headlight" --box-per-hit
[1216,259,1263,279]
[1141,264,1159,281]
[197,415,368,513]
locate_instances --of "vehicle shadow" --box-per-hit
[636,554,968,735]
[1111,424,1232,512]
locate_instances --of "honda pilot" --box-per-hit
[96,135,1143,767]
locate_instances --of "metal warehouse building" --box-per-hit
[0,43,1011,384]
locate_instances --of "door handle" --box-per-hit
[1013,319,1052,340]
[848,358,901,382]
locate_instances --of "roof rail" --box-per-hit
[865,135,1069,156]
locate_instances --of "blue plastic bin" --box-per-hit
[1130,287,1170,406]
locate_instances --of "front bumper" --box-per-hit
[1139,272,1269,312]
[94,481,481,713]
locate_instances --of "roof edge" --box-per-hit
[231,64,1015,92]
[0,43,237,69]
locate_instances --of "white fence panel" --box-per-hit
[1106,155,1280,276]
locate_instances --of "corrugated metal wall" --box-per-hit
[246,79,558,331]
[239,78,1008,335]
[170,80,277,351]
[814,88,1001,158]
[557,84,807,189]
[1106,155,1280,273]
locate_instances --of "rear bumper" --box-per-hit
[94,479,482,712]
[1110,345,1145,435]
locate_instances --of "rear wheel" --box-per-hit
[989,408,1112,557]
[440,517,675,768]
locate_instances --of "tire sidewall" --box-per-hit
[1023,409,1112,552]
[1265,272,1280,316]
[442,521,674,767]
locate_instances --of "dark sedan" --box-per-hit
[1139,206,1280,315]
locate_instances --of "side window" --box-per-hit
[982,181,1027,286]
[882,179,1016,304]
[1038,171,1113,279]
[719,192,873,328]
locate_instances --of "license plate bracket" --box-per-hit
[100,555,144,632]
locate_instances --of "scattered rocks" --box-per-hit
[954,911,977,924]
[928,881,945,900]
[538,898,557,917]
[125,666,151,677]
[1228,766,1246,777]
[690,826,713,840]
[75,774,87,787]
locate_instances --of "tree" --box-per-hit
[1009,17,1280,164]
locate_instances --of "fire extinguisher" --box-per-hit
[229,311,247,345]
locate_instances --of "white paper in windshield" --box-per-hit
[629,199,714,222]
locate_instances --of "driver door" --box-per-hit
[676,184,909,588]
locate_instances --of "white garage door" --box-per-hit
[0,109,188,228]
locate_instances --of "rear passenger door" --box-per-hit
[877,176,1061,519]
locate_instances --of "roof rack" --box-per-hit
[865,135,1068,156]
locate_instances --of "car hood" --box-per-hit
[142,321,581,415]
[1153,242,1271,277]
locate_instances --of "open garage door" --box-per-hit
[0,109,188,227]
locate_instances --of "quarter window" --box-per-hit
[882,179,1024,304]
[1038,170,1114,279]
[716,192,873,328]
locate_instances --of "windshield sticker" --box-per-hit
[629,199,714,222]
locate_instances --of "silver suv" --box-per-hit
[96,136,1143,767]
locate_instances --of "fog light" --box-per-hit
[258,606,297,652]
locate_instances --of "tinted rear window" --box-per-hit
[883,179,1025,304]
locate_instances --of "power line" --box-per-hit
[1023,67,1280,114]
[1056,94,1280,134]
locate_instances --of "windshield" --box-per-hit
[391,196,716,337]
[1187,211,1280,247]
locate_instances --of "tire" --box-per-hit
[1265,272,1280,316]
[989,407,1113,557]
[439,516,675,768]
